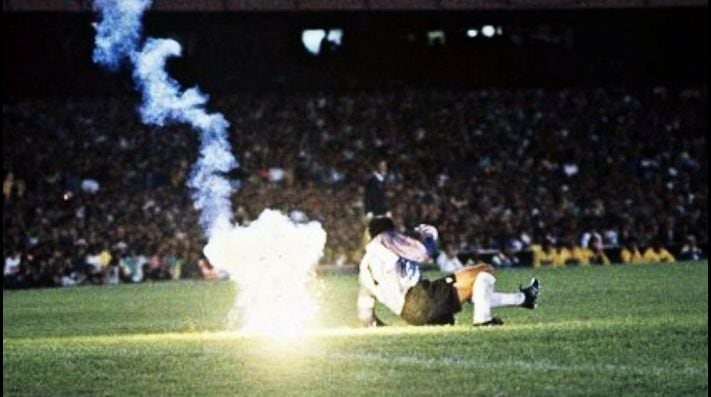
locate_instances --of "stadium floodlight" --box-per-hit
[302,29,326,55]
[427,30,446,45]
[326,29,343,46]
[496,26,503,35]
[482,25,495,38]
[467,29,478,38]
[302,29,343,56]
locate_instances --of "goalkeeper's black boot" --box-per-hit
[520,278,540,309]
[473,317,504,327]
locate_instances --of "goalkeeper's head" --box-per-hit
[368,216,396,240]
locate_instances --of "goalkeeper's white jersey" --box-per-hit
[358,236,422,315]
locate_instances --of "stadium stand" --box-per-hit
[3,86,707,288]
[3,5,707,288]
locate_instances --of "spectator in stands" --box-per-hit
[491,246,519,269]
[642,239,676,263]
[4,248,24,288]
[2,172,14,201]
[436,243,464,273]
[588,235,611,265]
[98,244,112,271]
[71,244,89,283]
[146,250,164,281]
[197,259,216,280]
[679,235,703,261]
[554,240,588,266]
[1,87,707,287]
[85,245,105,284]
[164,246,183,280]
[106,256,120,285]
[621,238,644,264]
[563,239,611,266]
[532,239,557,268]
[60,265,80,287]
[119,250,145,283]
[363,159,389,219]
[197,258,228,280]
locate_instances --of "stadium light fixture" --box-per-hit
[302,29,326,55]
[482,25,495,38]
[427,30,446,46]
[301,29,343,56]
[326,29,343,46]
[467,29,478,38]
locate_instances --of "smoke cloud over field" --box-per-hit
[93,0,326,335]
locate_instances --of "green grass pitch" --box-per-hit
[3,262,708,396]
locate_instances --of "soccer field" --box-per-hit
[3,262,708,396]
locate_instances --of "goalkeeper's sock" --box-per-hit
[491,292,525,308]
[472,272,525,324]
[472,271,495,324]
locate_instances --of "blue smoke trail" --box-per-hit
[92,0,149,71]
[92,0,237,237]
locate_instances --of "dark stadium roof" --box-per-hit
[2,0,707,12]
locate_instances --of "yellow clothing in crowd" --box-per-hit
[99,250,113,267]
[554,247,593,267]
[535,243,673,266]
[531,245,559,268]
[3,179,13,198]
[533,244,611,267]
[642,248,676,263]
[589,249,611,265]
[622,247,675,264]
[554,247,610,266]
[621,248,644,264]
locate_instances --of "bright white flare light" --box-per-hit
[204,209,327,337]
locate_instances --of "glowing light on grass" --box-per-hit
[92,0,326,336]
[205,210,326,336]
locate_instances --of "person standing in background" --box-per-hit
[357,160,391,263]
[364,159,390,220]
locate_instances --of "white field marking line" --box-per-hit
[6,344,706,379]
[5,314,708,345]
[305,351,708,378]
[5,330,707,378]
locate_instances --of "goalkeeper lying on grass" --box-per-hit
[357,217,540,327]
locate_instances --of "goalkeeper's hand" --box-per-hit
[415,224,438,241]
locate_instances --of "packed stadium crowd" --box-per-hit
[3,86,707,288]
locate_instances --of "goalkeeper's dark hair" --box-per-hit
[368,216,396,239]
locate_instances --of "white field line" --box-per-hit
[5,321,708,379]
[305,351,708,378]
[5,317,706,344]
[5,332,706,378]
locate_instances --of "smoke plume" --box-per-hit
[93,0,326,334]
